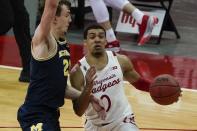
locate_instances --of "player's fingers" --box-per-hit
[86,66,97,81]
[89,66,96,75]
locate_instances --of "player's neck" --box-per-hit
[51,29,66,41]
[86,52,108,70]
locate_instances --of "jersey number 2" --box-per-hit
[63,59,69,76]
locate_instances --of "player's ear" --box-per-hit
[84,40,87,46]
[83,40,88,54]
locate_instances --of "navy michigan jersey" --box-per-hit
[24,40,70,109]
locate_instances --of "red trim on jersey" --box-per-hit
[112,51,117,56]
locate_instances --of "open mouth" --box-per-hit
[94,45,102,49]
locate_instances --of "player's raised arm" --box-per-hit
[117,54,150,92]
[32,0,59,47]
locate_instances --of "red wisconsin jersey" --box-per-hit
[79,51,133,125]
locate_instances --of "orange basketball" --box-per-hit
[149,74,181,105]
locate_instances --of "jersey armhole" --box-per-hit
[31,42,58,61]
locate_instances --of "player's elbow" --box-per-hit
[73,108,84,117]
[74,110,83,117]
[73,101,84,117]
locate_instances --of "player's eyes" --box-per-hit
[65,14,70,17]
[88,33,105,39]
[99,35,105,38]
[88,33,95,38]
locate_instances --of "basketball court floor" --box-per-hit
[0,0,197,130]
[0,36,197,131]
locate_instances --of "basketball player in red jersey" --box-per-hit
[89,0,158,52]
[70,24,152,131]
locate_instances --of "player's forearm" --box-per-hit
[73,85,92,116]
[65,86,81,100]
[125,70,150,92]
[132,77,151,92]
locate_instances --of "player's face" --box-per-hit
[85,29,107,57]
[55,5,71,33]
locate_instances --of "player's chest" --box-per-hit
[91,66,122,94]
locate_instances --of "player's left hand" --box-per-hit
[90,95,106,120]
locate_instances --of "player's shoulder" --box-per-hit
[116,53,134,71]
[116,53,131,63]
[108,51,129,60]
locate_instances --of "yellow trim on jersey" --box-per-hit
[31,41,58,61]
[57,39,67,45]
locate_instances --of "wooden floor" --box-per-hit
[0,67,197,131]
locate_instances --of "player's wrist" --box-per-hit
[133,77,151,92]
[83,85,92,94]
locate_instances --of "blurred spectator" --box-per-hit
[0,0,31,82]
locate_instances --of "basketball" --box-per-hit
[149,74,181,105]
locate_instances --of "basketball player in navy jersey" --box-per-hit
[17,0,99,131]
[70,24,152,131]
[89,0,158,52]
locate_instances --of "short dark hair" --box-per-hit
[83,24,106,39]
[56,0,71,16]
